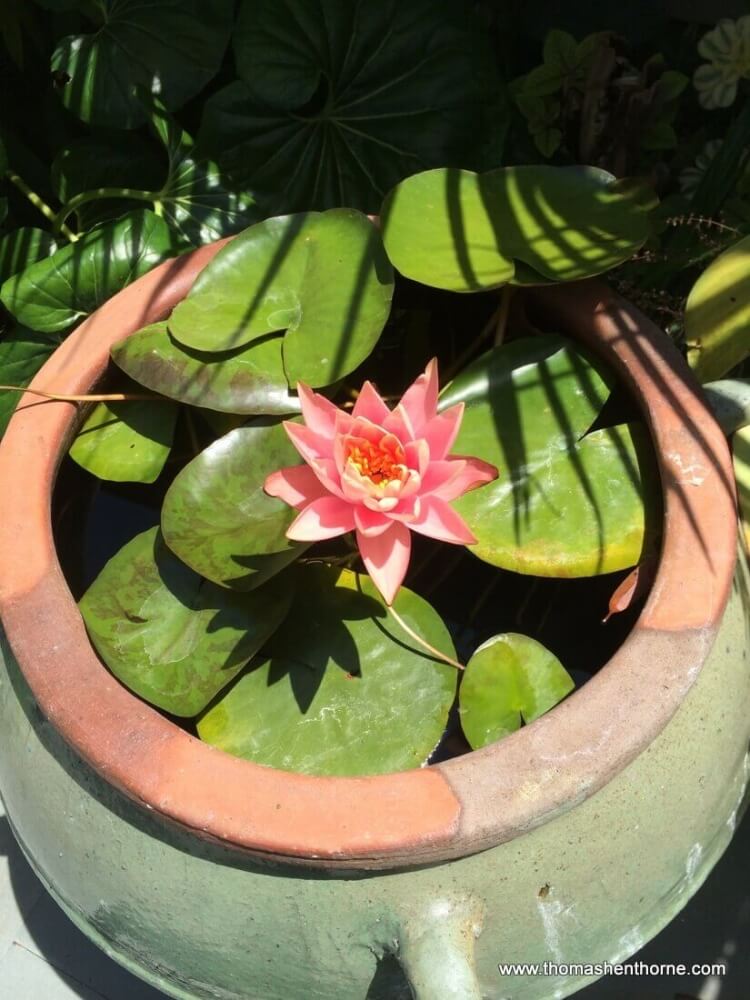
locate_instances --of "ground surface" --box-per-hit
[0,791,747,1000]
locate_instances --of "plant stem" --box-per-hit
[6,172,79,242]
[0,386,160,403]
[387,602,464,671]
[441,301,502,385]
[52,186,160,234]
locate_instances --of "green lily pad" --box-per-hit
[79,527,292,717]
[0,211,174,334]
[111,321,302,416]
[161,420,306,591]
[685,234,750,383]
[381,166,656,291]
[198,0,495,214]
[459,633,574,749]
[0,327,57,438]
[51,0,233,129]
[441,336,657,576]
[197,565,458,776]
[168,210,394,387]
[69,394,178,483]
[0,228,59,284]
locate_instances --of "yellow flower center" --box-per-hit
[347,438,405,486]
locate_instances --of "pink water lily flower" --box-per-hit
[264,360,498,604]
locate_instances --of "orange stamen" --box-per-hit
[347,438,405,486]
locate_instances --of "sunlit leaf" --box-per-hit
[168,210,394,386]
[0,228,58,284]
[459,632,574,749]
[80,527,293,716]
[0,327,57,437]
[197,565,458,775]
[381,166,656,291]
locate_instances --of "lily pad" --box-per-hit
[161,420,306,591]
[198,0,495,212]
[0,228,58,284]
[685,235,750,383]
[703,379,750,435]
[0,328,57,437]
[197,565,457,776]
[381,166,656,291]
[111,322,302,416]
[0,210,174,334]
[168,210,394,386]
[51,0,233,129]
[441,336,657,576]
[459,633,574,749]
[69,394,178,483]
[79,527,292,717]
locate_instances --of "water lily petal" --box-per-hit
[407,496,477,545]
[354,506,393,537]
[297,383,340,437]
[399,358,439,435]
[404,438,430,476]
[284,420,332,461]
[264,465,330,508]
[382,402,415,442]
[352,381,391,424]
[286,497,356,541]
[423,403,464,460]
[356,521,411,605]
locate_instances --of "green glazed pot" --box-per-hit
[0,249,747,1000]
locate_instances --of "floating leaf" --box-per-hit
[161,420,306,591]
[111,322,301,416]
[441,336,657,576]
[197,565,457,776]
[0,228,58,284]
[0,328,57,437]
[168,210,394,386]
[197,0,495,213]
[459,633,574,749]
[381,166,656,291]
[0,211,174,334]
[80,527,292,717]
[685,235,750,382]
[69,394,178,483]
[51,0,233,129]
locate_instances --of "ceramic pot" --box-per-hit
[0,245,747,1000]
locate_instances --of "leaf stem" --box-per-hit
[387,602,464,671]
[6,172,79,242]
[493,284,513,347]
[52,186,160,234]
[0,386,160,403]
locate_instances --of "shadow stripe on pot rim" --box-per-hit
[0,240,737,870]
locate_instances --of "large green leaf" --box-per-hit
[0,228,59,284]
[51,0,233,129]
[441,336,657,576]
[197,0,495,213]
[51,136,165,229]
[381,166,656,291]
[111,321,302,416]
[459,633,574,749]
[703,379,750,435]
[0,211,174,334]
[197,565,457,776]
[0,328,57,437]
[168,210,394,386]
[161,420,306,591]
[69,395,178,483]
[685,235,750,383]
[79,527,292,717]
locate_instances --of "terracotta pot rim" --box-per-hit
[0,244,737,869]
